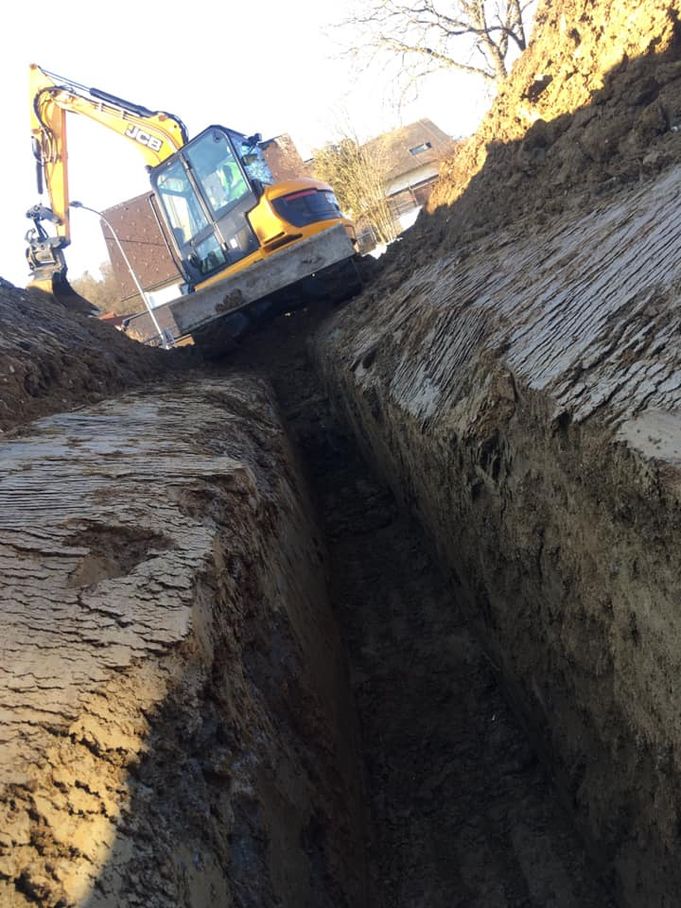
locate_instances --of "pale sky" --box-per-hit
[1,0,495,288]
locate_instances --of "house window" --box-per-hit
[409,141,432,155]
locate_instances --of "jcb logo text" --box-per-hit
[125,125,163,154]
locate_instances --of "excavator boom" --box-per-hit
[26,64,188,308]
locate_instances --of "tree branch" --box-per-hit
[377,35,497,79]
[336,0,530,91]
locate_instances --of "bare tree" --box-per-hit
[313,135,398,247]
[340,0,529,87]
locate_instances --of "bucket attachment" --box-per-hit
[25,208,99,315]
[27,272,99,315]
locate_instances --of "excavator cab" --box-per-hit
[151,126,263,284]
[149,123,355,298]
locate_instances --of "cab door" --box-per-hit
[152,127,259,286]
[184,127,259,269]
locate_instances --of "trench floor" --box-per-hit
[227,304,614,907]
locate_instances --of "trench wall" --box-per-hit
[316,164,681,907]
[0,378,364,907]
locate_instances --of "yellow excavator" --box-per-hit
[26,64,359,331]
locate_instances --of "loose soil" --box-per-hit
[386,0,681,275]
[0,280,171,434]
[226,304,614,906]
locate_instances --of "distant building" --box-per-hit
[260,134,311,181]
[100,192,184,313]
[364,118,458,233]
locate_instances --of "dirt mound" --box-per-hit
[0,279,170,434]
[411,0,681,251]
[0,377,365,907]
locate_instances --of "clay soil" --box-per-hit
[0,280,170,434]
[389,0,681,270]
[3,2,678,899]
[0,279,618,903]
[225,304,614,906]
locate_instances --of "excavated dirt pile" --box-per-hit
[0,279,167,433]
[400,0,681,259]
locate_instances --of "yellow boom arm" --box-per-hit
[26,64,188,302]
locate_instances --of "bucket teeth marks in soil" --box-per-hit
[0,376,366,908]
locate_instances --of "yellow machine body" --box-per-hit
[25,64,355,313]
[195,179,355,293]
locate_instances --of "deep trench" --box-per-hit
[224,304,614,907]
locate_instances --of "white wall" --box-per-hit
[385,163,439,197]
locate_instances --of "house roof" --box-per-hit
[364,119,458,182]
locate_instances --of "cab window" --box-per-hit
[234,136,273,185]
[155,158,209,245]
[186,130,250,216]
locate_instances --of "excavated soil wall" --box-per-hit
[0,280,170,434]
[0,378,365,907]
[0,276,615,905]
[316,163,681,907]
[407,0,681,260]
